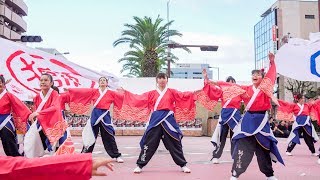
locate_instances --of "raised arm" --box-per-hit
[202,83,222,101]
[202,68,217,85]
[258,53,276,98]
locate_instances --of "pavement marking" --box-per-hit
[121,153,130,156]
[300,173,306,176]
[185,152,207,155]
[122,156,139,159]
[123,146,140,149]
[191,160,233,165]
[92,151,103,154]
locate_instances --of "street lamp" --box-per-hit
[209,66,219,80]
[54,52,70,56]
[168,43,219,51]
[167,43,219,78]
[165,0,219,78]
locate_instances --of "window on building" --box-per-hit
[193,77,202,79]
[305,15,315,19]
[193,72,202,75]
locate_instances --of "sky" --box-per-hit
[24,0,278,81]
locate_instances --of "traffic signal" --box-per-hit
[21,36,43,42]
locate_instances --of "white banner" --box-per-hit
[0,38,119,101]
[275,32,320,82]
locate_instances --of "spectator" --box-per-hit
[277,121,290,138]
[269,117,276,130]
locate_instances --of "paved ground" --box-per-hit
[1,136,320,180]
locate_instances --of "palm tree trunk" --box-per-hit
[143,50,158,77]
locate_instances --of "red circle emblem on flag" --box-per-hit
[6,50,96,93]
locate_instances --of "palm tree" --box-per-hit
[118,47,144,77]
[113,16,190,77]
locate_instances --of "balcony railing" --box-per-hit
[0,4,26,32]
[5,0,27,16]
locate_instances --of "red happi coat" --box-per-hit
[33,90,68,145]
[66,88,124,116]
[0,154,92,180]
[240,60,276,111]
[312,100,320,125]
[203,81,245,109]
[119,88,196,122]
[59,92,70,110]
[0,91,31,134]
[277,100,318,122]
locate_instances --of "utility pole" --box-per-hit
[167,0,171,77]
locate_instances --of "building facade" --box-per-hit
[0,0,27,40]
[254,0,319,101]
[171,63,214,79]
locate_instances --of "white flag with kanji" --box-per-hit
[0,37,119,101]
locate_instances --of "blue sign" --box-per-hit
[310,50,320,77]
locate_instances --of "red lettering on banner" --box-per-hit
[6,50,96,93]
[20,57,41,82]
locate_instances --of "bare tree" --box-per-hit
[285,78,315,97]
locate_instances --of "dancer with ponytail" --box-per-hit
[24,73,75,157]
